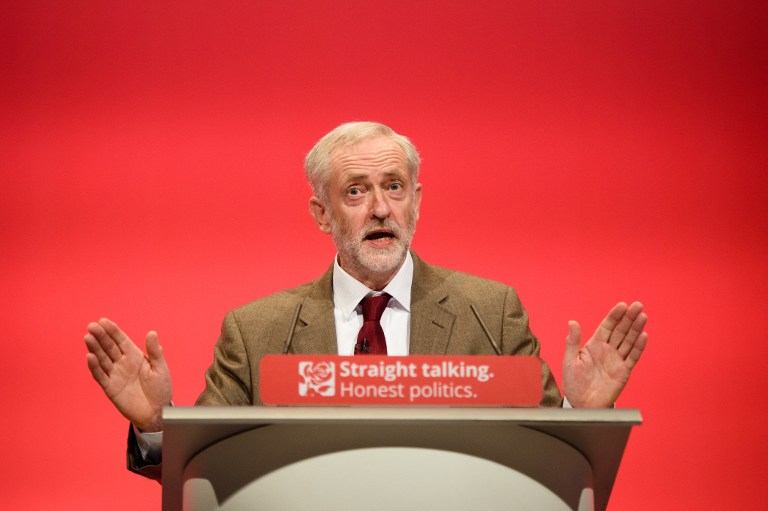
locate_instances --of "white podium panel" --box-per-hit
[163,407,641,511]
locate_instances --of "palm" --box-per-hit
[85,318,172,431]
[562,302,648,408]
[103,343,169,423]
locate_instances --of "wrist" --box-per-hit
[134,402,172,433]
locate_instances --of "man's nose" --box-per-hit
[370,188,391,219]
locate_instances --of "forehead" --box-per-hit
[329,136,409,177]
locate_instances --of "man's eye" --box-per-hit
[348,187,361,196]
[389,183,402,191]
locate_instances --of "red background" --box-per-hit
[2,1,766,509]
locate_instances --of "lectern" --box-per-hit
[162,407,640,511]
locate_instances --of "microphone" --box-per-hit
[470,304,502,355]
[282,303,303,354]
[354,338,370,353]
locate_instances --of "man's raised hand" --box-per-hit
[562,302,648,408]
[84,318,172,432]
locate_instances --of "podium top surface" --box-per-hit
[163,405,641,425]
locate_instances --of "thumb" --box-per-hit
[564,320,582,363]
[145,331,166,368]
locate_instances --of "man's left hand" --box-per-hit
[562,301,648,408]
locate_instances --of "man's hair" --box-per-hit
[304,121,421,204]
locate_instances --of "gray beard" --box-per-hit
[330,216,416,276]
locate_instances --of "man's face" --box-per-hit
[311,136,422,288]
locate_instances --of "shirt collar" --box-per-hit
[333,251,414,319]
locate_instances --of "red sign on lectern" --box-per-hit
[260,355,543,406]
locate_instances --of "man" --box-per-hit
[85,121,648,477]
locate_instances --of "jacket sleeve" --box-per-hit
[126,424,162,482]
[500,287,564,407]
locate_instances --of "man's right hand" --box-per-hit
[85,318,172,432]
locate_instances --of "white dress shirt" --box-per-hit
[332,251,414,355]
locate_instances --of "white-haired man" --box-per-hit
[85,122,648,479]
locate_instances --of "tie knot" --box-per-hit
[361,293,391,322]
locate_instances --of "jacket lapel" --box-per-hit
[289,265,338,355]
[409,253,456,355]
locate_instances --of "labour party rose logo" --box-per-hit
[298,361,335,397]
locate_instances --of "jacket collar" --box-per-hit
[288,251,457,355]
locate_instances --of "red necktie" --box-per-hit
[354,294,391,355]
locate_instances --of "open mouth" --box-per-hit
[364,230,396,242]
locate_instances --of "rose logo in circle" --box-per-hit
[298,361,335,397]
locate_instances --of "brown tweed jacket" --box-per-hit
[128,252,563,478]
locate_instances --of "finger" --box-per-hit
[617,312,648,359]
[564,321,582,363]
[86,352,110,389]
[84,332,114,373]
[607,302,644,349]
[145,331,166,369]
[625,332,648,369]
[593,302,628,344]
[98,318,137,356]
[87,320,124,363]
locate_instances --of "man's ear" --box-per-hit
[309,196,332,234]
[413,183,422,221]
